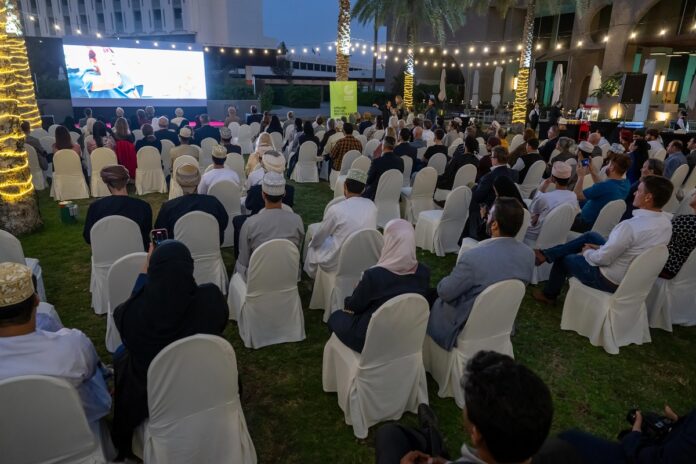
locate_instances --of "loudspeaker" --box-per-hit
[619,73,648,104]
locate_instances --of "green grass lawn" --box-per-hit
[19,183,696,463]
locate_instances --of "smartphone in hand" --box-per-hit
[150,228,168,247]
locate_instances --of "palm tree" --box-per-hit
[352,0,466,108]
[336,0,352,81]
[352,2,387,91]
[0,0,43,235]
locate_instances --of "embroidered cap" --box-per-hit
[551,161,572,179]
[262,171,286,196]
[212,145,228,160]
[578,140,594,154]
[219,127,232,140]
[346,168,368,184]
[179,126,192,138]
[609,143,626,154]
[261,151,285,173]
[0,262,34,308]
[175,163,200,190]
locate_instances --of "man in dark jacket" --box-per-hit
[437,136,479,191]
[193,114,221,146]
[512,138,543,183]
[539,125,560,163]
[363,136,404,200]
[394,128,418,166]
[154,117,180,146]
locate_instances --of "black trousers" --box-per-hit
[232,215,250,259]
[375,424,431,464]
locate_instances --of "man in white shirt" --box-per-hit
[533,175,674,304]
[304,169,378,279]
[575,103,586,120]
[646,128,663,152]
[0,263,111,432]
[525,162,579,242]
[197,145,240,194]
[422,120,435,144]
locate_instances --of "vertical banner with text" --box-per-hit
[330,81,358,119]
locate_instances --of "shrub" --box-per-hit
[260,85,274,111]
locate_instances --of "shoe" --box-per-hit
[418,403,449,459]
[534,249,547,266]
[418,403,439,430]
[532,289,557,306]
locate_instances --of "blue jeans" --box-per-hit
[542,232,618,299]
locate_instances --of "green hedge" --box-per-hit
[357,90,394,107]
[208,78,255,100]
[270,85,321,108]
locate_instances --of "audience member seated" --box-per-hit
[134,123,162,153]
[170,107,185,127]
[430,198,534,350]
[511,137,542,183]
[436,136,478,192]
[314,115,326,133]
[663,140,687,179]
[410,126,427,150]
[539,125,560,163]
[533,175,674,305]
[235,172,304,280]
[52,125,81,158]
[661,191,696,279]
[526,162,579,242]
[623,158,663,220]
[288,121,321,176]
[305,169,377,279]
[362,136,404,200]
[218,127,241,155]
[246,132,275,177]
[497,127,509,149]
[144,106,157,126]
[571,153,631,233]
[0,262,111,434]
[246,105,263,125]
[645,128,663,152]
[328,219,430,353]
[20,121,48,169]
[224,106,241,126]
[324,120,345,158]
[86,120,116,154]
[423,128,448,161]
[363,115,384,141]
[442,119,460,147]
[83,166,152,249]
[586,132,604,158]
[169,127,199,170]
[329,122,362,173]
[358,112,372,134]
[467,146,518,238]
[627,139,650,184]
[155,164,228,244]
[319,118,338,156]
[112,117,137,178]
[247,148,285,192]
[78,107,92,127]
[550,136,576,166]
[193,113,220,146]
[265,115,283,135]
[282,111,295,131]
[509,127,536,167]
[154,116,179,146]
[476,136,501,181]
[113,117,135,143]
[111,240,228,458]
[375,351,554,464]
[422,120,435,144]
[197,146,240,194]
[394,127,417,162]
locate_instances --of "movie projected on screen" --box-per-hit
[63,41,207,106]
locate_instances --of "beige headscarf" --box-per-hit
[373,219,419,275]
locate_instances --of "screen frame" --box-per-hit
[62,38,207,107]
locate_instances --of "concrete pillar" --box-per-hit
[634,59,656,122]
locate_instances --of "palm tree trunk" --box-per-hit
[512,0,535,124]
[371,17,378,91]
[403,26,415,108]
[0,0,42,235]
[336,0,351,81]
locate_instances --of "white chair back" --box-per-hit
[47,124,60,137]
[135,146,167,195]
[160,139,174,177]
[106,252,147,352]
[174,211,228,291]
[209,180,242,248]
[336,229,384,282]
[371,129,384,140]
[591,155,604,173]
[133,129,144,141]
[515,208,532,242]
[401,155,413,187]
[509,134,525,152]
[228,122,240,139]
[453,164,477,189]
[652,148,667,161]
[664,164,690,213]
[144,335,257,463]
[51,149,90,200]
[225,154,246,186]
[237,125,253,155]
[249,121,261,137]
[375,169,404,227]
[169,155,200,200]
[0,375,104,464]
[89,147,118,197]
[683,167,696,192]
[69,131,80,144]
[290,141,319,183]
[351,155,371,172]
[364,139,380,158]
[534,203,576,248]
[427,153,447,175]
[435,186,473,252]
[592,199,626,238]
[25,144,47,191]
[199,137,218,170]
[447,142,461,158]
[40,136,55,154]
[518,160,546,198]
[30,128,48,139]
[315,130,325,141]
[340,150,362,175]
[416,147,427,161]
[0,228,26,264]
[270,131,283,151]
[355,133,367,148]
[404,167,437,223]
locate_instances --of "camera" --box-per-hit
[626,408,674,443]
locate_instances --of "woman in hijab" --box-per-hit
[265,114,283,135]
[245,132,275,175]
[327,219,430,353]
[111,240,228,459]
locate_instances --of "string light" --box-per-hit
[500,46,506,52]
[556,43,562,50]
[630,32,637,39]
[536,43,542,50]
[204,47,210,52]
[96,32,102,38]
[577,40,583,47]
[454,49,459,54]
[469,46,475,53]
[659,29,667,36]
[75,29,81,34]
[602,35,609,43]
[483,46,489,53]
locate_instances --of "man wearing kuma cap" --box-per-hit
[304,168,378,278]
[235,172,305,280]
[197,145,240,194]
[245,150,286,191]
[0,262,111,432]
[525,161,580,242]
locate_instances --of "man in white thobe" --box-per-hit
[525,162,580,243]
[304,169,378,279]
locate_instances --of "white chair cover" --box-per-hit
[591,156,604,173]
[355,133,367,148]
[225,154,246,188]
[517,160,546,198]
[106,252,147,352]
[133,129,144,141]
[401,155,413,188]
[50,149,90,200]
[134,335,256,464]
[90,216,144,315]
[249,121,261,138]
[0,375,106,464]
[315,130,326,141]
[209,180,242,247]
[199,137,218,170]
[416,147,427,161]
[89,147,118,197]
[351,155,371,172]
[227,239,305,348]
[160,139,174,177]
[646,248,696,331]
[135,147,168,195]
[415,186,472,256]
[309,229,384,321]
[664,164,689,213]
[0,229,46,301]
[237,125,253,155]
[168,155,200,200]
[375,169,404,227]
[174,211,228,293]
[567,199,625,241]
[524,203,576,283]
[291,141,319,183]
[682,167,696,192]
[70,131,80,144]
[30,127,49,139]
[652,148,667,161]
[371,129,384,141]
[228,122,240,139]
[509,134,525,152]
[363,139,380,158]
[270,132,283,151]
[302,197,346,260]
[427,153,447,176]
[447,142,460,158]
[423,280,526,408]
[322,293,429,438]
[560,246,668,354]
[332,150,363,195]
[401,167,437,224]
[434,163,477,203]
[339,150,362,176]
[40,136,55,155]
[26,145,47,190]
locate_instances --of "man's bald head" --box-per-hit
[588,132,600,146]
[413,126,423,140]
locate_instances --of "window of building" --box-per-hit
[320,64,327,72]
[293,61,300,69]
[153,9,162,30]
[173,7,182,29]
